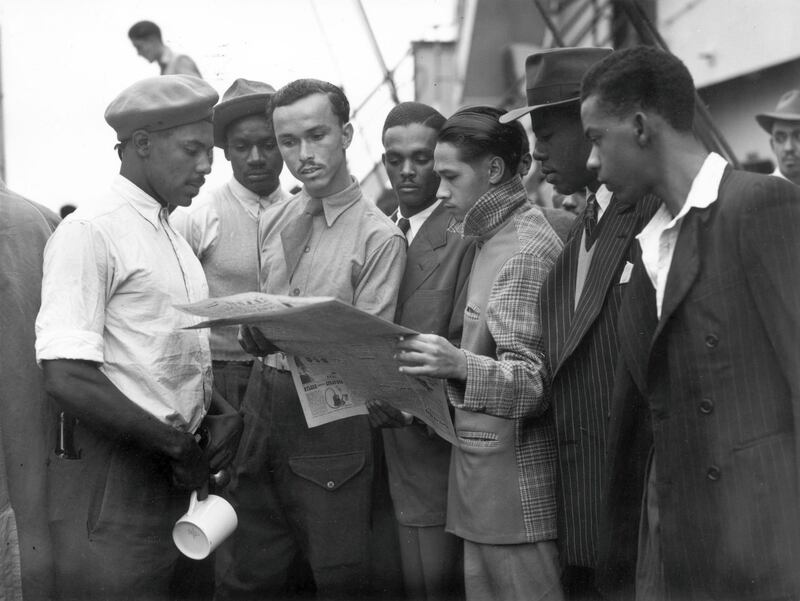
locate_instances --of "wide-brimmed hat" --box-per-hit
[500,47,612,124]
[213,78,276,148]
[755,90,800,133]
[105,75,218,141]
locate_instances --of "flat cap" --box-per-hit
[213,78,276,148]
[105,75,219,141]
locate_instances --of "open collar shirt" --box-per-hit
[35,174,212,432]
[258,178,406,321]
[173,178,288,360]
[637,152,727,318]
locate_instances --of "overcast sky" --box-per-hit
[0,0,456,211]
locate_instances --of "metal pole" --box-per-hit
[531,0,567,47]
[0,25,6,182]
[354,0,400,105]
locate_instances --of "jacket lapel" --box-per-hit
[541,232,579,374]
[397,204,449,305]
[555,200,638,372]
[653,207,709,342]
[618,258,658,395]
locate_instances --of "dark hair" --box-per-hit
[128,20,162,41]
[382,102,445,137]
[269,79,350,126]
[438,106,525,173]
[581,46,695,131]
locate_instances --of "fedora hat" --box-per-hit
[500,47,612,124]
[213,78,276,148]
[755,90,800,133]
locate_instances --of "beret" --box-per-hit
[105,74,219,141]
[213,78,276,148]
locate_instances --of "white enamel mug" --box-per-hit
[172,490,238,560]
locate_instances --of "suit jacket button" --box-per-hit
[699,398,714,414]
[705,333,719,348]
[707,465,721,481]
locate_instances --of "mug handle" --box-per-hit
[187,489,199,516]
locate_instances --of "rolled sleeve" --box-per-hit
[35,220,109,364]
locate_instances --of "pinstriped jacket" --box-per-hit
[445,176,563,543]
[539,192,659,568]
[602,167,800,599]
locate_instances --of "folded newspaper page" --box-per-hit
[177,292,456,444]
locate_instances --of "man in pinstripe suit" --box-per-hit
[502,47,658,600]
[582,46,800,600]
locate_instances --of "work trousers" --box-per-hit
[217,362,375,600]
[48,420,186,601]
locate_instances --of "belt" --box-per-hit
[262,352,291,372]
[213,359,254,367]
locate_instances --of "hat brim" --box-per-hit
[213,94,272,148]
[755,111,800,133]
[500,95,579,124]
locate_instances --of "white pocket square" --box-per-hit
[619,261,634,284]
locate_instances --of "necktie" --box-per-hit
[583,193,598,251]
[281,197,324,280]
[397,217,411,235]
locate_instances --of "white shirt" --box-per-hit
[637,152,728,318]
[398,200,440,244]
[172,178,288,360]
[771,166,790,182]
[35,175,213,432]
[594,184,613,222]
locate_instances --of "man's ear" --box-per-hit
[341,122,354,151]
[633,111,651,148]
[131,130,152,158]
[487,155,506,185]
[380,152,387,168]
[223,146,231,162]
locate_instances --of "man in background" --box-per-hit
[128,20,202,77]
[502,47,658,599]
[221,79,406,599]
[756,89,800,185]
[0,181,59,601]
[175,78,287,412]
[367,101,474,600]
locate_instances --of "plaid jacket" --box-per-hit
[447,177,563,543]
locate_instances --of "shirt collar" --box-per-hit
[304,177,362,227]
[453,176,529,239]
[637,152,727,243]
[112,174,165,230]
[594,184,613,221]
[772,166,790,181]
[399,200,441,239]
[228,177,285,218]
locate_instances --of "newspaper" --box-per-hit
[177,292,456,444]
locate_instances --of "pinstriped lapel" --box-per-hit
[555,199,638,372]
[397,204,450,305]
[541,225,580,374]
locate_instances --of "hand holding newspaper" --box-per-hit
[177,292,456,444]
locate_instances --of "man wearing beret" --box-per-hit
[756,89,800,186]
[221,79,406,599]
[35,75,243,601]
[175,78,288,413]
